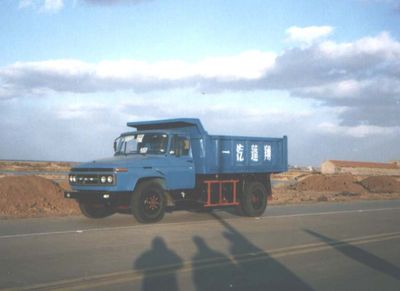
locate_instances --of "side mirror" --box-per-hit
[113,141,117,152]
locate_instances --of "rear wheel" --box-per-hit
[131,180,166,223]
[238,181,267,217]
[79,202,116,219]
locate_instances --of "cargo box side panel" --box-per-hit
[206,136,220,174]
[205,135,287,174]
[191,136,207,174]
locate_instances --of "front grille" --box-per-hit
[69,173,115,186]
[76,174,100,185]
[71,168,114,172]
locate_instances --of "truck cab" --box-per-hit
[65,118,288,223]
[114,131,195,189]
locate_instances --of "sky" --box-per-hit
[0,0,399,166]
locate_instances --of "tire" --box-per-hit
[131,180,166,223]
[79,202,116,219]
[238,181,267,217]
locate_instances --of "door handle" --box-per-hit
[187,160,193,163]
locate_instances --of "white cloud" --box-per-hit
[19,0,152,11]
[295,79,367,100]
[319,31,400,58]
[3,31,399,99]
[95,51,275,81]
[0,51,276,97]
[266,31,400,128]
[193,51,276,80]
[84,0,152,5]
[317,122,400,138]
[56,103,109,119]
[1,30,399,132]
[18,0,64,12]
[42,0,64,12]
[285,25,333,45]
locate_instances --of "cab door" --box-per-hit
[165,135,195,189]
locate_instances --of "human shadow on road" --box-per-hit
[204,212,314,291]
[133,236,183,291]
[192,235,242,291]
[304,229,400,281]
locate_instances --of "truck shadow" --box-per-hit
[191,235,242,291]
[203,212,314,291]
[304,229,400,281]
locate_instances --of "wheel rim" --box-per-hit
[250,188,263,210]
[143,191,162,216]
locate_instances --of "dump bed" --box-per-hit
[127,118,288,175]
[201,134,288,174]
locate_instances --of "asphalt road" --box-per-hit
[1,200,400,291]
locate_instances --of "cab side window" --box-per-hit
[170,135,190,156]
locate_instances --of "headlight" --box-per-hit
[69,175,76,183]
[100,176,107,183]
[69,175,73,182]
[107,176,113,183]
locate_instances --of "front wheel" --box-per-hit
[79,202,116,219]
[131,180,166,223]
[238,181,267,217]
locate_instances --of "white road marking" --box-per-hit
[258,207,400,220]
[0,206,399,239]
[0,226,137,239]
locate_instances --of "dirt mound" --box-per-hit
[293,174,364,193]
[0,176,79,218]
[360,176,400,193]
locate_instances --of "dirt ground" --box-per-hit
[0,160,75,173]
[271,173,400,205]
[0,171,400,218]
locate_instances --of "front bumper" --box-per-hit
[64,191,131,206]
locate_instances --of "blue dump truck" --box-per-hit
[65,118,288,223]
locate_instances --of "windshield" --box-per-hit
[115,133,168,155]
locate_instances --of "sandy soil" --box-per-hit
[271,173,400,204]
[0,160,75,172]
[0,176,79,219]
[271,188,400,205]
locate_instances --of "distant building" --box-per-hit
[321,160,400,176]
